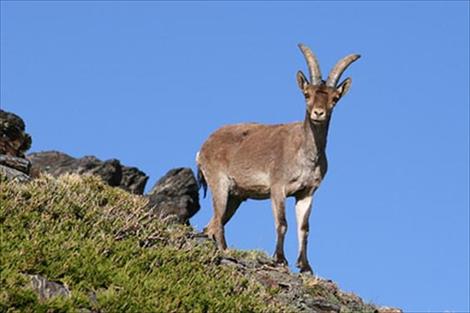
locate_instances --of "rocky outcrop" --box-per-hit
[28,151,148,194]
[0,109,148,192]
[28,151,122,185]
[0,154,31,174]
[120,166,149,195]
[222,254,402,313]
[146,168,200,224]
[0,110,32,158]
[0,164,31,182]
[0,110,32,181]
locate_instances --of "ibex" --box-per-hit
[196,43,360,273]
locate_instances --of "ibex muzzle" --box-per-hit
[196,43,360,274]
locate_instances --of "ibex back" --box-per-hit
[196,43,360,274]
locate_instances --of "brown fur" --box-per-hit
[197,45,359,274]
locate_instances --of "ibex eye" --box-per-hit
[305,94,311,99]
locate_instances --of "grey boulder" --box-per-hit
[146,168,200,224]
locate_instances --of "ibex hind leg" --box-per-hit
[204,176,230,250]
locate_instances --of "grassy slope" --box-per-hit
[0,175,281,313]
[0,174,386,313]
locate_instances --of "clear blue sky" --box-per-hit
[1,1,469,312]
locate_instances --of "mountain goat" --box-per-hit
[196,43,360,273]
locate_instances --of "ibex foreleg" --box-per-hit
[295,194,313,274]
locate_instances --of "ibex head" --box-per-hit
[296,43,360,124]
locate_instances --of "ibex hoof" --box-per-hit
[297,262,313,275]
[274,254,289,266]
[300,268,313,275]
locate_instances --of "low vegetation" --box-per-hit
[0,174,389,313]
[0,174,280,312]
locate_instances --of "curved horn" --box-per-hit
[298,43,322,86]
[326,54,361,87]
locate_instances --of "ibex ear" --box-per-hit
[296,71,309,91]
[336,77,352,98]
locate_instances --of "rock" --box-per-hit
[310,299,341,313]
[28,151,148,194]
[28,150,76,177]
[28,151,121,185]
[0,110,32,180]
[28,151,122,186]
[83,157,122,187]
[28,274,71,300]
[0,164,31,182]
[121,166,148,195]
[0,154,31,174]
[146,168,200,224]
[0,110,32,157]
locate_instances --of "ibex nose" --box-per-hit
[313,110,325,117]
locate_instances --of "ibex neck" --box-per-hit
[302,111,330,158]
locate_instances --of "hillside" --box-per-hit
[0,174,401,313]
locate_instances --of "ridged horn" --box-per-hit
[326,54,361,87]
[298,43,322,86]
